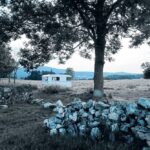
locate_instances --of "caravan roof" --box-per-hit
[42,74,71,77]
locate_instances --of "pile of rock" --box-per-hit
[0,85,34,106]
[43,98,150,148]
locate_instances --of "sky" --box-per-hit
[10,37,150,73]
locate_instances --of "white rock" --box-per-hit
[82,112,89,118]
[108,112,119,121]
[145,115,150,126]
[69,112,78,122]
[0,105,8,109]
[95,101,109,110]
[59,128,66,135]
[32,99,43,104]
[47,117,57,129]
[56,100,64,107]
[58,107,64,114]
[111,123,119,132]
[56,124,63,129]
[126,103,139,115]
[50,129,58,136]
[95,111,101,117]
[43,119,49,127]
[43,102,55,109]
[89,107,96,115]
[90,127,101,140]
[79,125,86,136]
[138,98,150,109]
[88,121,100,128]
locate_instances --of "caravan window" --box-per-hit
[45,77,48,81]
[67,77,71,81]
[52,77,60,81]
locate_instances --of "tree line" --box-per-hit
[25,68,75,80]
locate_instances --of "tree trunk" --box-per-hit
[8,75,11,84]
[93,36,105,97]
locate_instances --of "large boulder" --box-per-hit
[138,98,150,109]
[108,112,119,121]
[126,103,139,116]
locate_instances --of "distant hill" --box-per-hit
[16,66,143,80]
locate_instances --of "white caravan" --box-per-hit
[42,74,72,88]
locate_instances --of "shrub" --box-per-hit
[141,62,150,79]
[42,86,69,94]
[15,84,38,91]
[143,68,150,79]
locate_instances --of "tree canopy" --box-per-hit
[1,0,150,96]
[65,68,75,79]
[141,62,150,79]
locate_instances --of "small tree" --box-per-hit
[26,70,42,80]
[0,44,16,79]
[65,68,75,79]
[141,62,150,79]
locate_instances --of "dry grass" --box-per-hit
[1,78,150,102]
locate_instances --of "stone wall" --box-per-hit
[0,85,34,105]
[43,98,150,149]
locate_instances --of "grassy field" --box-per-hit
[1,78,150,101]
[0,79,148,150]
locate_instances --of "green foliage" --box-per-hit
[0,44,16,78]
[141,62,150,79]
[65,67,74,79]
[42,70,55,75]
[1,0,149,70]
[26,70,56,80]
[143,68,150,79]
[25,71,41,80]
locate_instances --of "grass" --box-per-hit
[0,125,141,150]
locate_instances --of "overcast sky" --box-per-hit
[10,37,150,73]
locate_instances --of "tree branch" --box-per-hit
[72,1,96,40]
[106,0,124,19]
[73,40,85,50]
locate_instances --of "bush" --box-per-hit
[15,84,38,91]
[42,86,69,94]
[143,68,150,79]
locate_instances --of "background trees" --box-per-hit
[1,0,150,97]
[65,68,75,79]
[141,62,150,79]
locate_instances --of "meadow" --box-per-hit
[0,78,149,150]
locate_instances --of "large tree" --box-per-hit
[1,0,150,97]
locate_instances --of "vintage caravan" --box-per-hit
[42,74,72,88]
